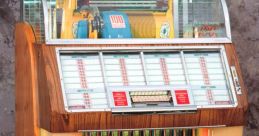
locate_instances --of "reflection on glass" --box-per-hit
[174,0,227,38]
[45,0,227,39]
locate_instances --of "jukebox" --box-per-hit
[16,0,247,136]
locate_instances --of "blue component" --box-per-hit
[76,20,88,38]
[101,11,132,38]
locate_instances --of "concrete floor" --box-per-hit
[0,0,258,135]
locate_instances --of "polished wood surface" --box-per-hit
[15,22,248,133]
[15,22,40,136]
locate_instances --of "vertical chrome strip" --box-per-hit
[174,0,179,38]
[140,52,149,85]
[220,47,238,106]
[99,52,111,107]
[55,48,70,112]
[221,0,232,41]
[42,0,50,42]
[180,51,190,84]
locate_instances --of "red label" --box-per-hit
[113,92,128,106]
[110,15,126,28]
[175,90,190,105]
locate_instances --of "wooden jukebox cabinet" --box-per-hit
[16,0,247,136]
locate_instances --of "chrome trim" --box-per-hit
[221,48,238,106]
[56,45,226,52]
[99,52,111,107]
[55,48,69,111]
[140,52,149,85]
[221,0,232,40]
[173,0,179,38]
[42,0,50,42]
[111,106,197,113]
[56,45,238,113]
[180,51,190,84]
[78,125,226,132]
[46,38,232,45]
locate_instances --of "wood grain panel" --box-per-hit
[15,22,40,136]
[31,43,248,132]
[15,28,248,133]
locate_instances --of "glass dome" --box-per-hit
[22,0,232,44]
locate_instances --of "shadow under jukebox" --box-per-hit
[16,0,247,135]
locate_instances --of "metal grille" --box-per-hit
[23,0,45,43]
[175,0,226,38]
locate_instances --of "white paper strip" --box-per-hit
[146,70,163,75]
[62,66,78,71]
[104,59,119,64]
[192,90,207,95]
[128,76,145,82]
[68,100,85,106]
[212,90,229,95]
[67,94,84,100]
[63,72,80,77]
[108,82,124,86]
[165,58,182,63]
[194,96,208,101]
[126,65,143,70]
[167,64,183,69]
[148,76,164,82]
[91,99,108,105]
[87,83,105,88]
[87,77,103,83]
[145,64,161,69]
[90,93,107,99]
[107,77,123,82]
[85,65,102,71]
[168,69,184,75]
[127,71,144,76]
[105,65,121,70]
[214,96,230,101]
[65,84,81,89]
[85,71,103,77]
[145,58,160,64]
[125,59,141,64]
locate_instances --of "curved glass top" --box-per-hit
[22,0,232,44]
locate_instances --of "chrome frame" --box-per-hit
[221,0,232,40]
[42,0,232,45]
[79,125,226,132]
[56,45,238,113]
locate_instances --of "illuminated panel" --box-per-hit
[144,53,186,85]
[184,52,231,106]
[57,47,237,112]
[103,53,146,86]
[59,53,109,111]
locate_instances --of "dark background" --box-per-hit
[0,0,258,135]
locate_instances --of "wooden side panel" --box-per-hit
[37,44,52,131]
[15,22,40,136]
[41,46,66,113]
[225,44,248,109]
